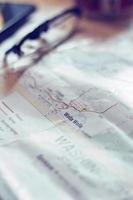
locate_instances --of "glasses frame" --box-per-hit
[5,7,81,58]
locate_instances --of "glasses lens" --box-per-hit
[4,11,79,72]
[40,13,79,47]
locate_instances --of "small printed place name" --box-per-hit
[64,112,83,129]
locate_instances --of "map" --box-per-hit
[0,9,133,200]
[17,66,133,140]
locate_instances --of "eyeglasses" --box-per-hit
[2,7,81,73]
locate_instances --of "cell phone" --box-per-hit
[0,3,36,43]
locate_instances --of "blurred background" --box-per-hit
[1,0,133,55]
[1,0,133,36]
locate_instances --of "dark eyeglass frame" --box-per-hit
[0,3,36,43]
[5,7,81,59]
